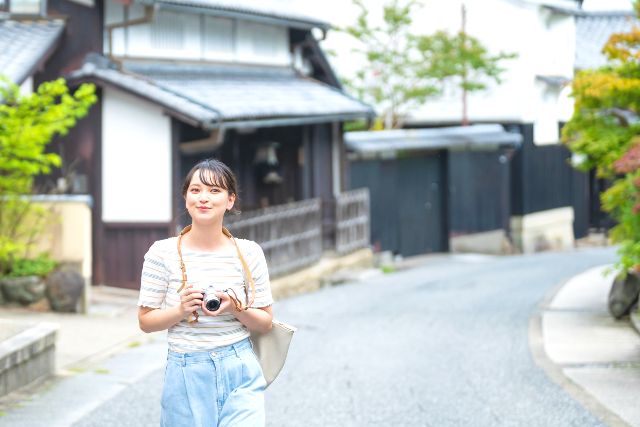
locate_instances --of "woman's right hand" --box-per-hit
[178,284,203,317]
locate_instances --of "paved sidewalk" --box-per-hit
[536,265,640,427]
[0,286,157,373]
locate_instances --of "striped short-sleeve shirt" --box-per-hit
[137,237,273,353]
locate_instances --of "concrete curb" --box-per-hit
[528,274,632,427]
[0,338,167,427]
[0,321,58,398]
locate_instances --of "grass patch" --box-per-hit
[67,367,86,374]
[127,341,141,348]
[380,265,396,274]
[94,368,110,375]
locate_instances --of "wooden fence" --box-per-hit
[335,188,370,255]
[224,198,323,277]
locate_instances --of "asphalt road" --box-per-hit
[70,247,617,427]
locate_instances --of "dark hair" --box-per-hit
[182,158,239,213]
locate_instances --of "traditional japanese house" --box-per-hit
[5,0,374,288]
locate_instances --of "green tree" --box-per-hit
[415,6,516,126]
[0,77,97,275]
[341,1,515,129]
[562,1,640,273]
[341,0,441,129]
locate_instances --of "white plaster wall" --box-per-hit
[102,88,172,223]
[558,84,574,122]
[529,6,575,144]
[532,80,563,145]
[412,0,575,128]
[235,21,291,65]
[103,0,291,66]
[409,0,534,123]
[19,76,33,96]
[128,8,202,60]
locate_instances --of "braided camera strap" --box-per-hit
[176,225,256,323]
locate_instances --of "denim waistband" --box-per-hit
[167,337,252,365]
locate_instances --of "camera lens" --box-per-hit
[205,293,221,311]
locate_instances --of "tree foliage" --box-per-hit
[341,1,515,128]
[562,3,640,272]
[341,0,439,129]
[0,77,97,276]
[416,29,516,125]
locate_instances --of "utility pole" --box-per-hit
[461,2,469,126]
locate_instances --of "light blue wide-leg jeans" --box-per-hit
[160,338,266,427]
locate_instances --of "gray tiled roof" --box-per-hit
[535,75,571,86]
[139,0,330,29]
[0,18,65,84]
[68,55,219,127]
[575,13,638,69]
[345,125,522,156]
[69,55,373,129]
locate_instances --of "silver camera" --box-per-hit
[203,286,221,311]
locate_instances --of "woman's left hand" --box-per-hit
[201,291,233,316]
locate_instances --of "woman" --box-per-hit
[137,158,273,427]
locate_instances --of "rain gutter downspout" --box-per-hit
[106,4,157,63]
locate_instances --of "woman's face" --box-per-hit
[185,170,235,224]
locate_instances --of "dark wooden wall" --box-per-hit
[448,150,511,236]
[508,123,590,238]
[40,0,103,77]
[102,224,171,289]
[179,123,337,211]
[179,125,306,215]
[349,152,448,257]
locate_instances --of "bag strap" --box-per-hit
[222,227,256,310]
[176,225,256,323]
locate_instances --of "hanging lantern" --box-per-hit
[253,142,283,185]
